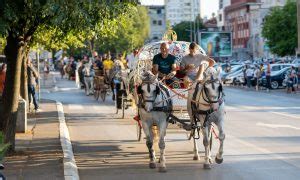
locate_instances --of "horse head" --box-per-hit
[138,71,160,112]
[202,67,223,103]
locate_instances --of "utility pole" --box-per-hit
[297,0,300,57]
[190,0,193,42]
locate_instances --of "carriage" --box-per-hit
[93,69,109,102]
[132,39,212,141]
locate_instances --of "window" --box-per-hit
[158,20,162,25]
[157,9,161,14]
[153,20,157,25]
[219,14,222,21]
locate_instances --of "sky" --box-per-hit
[140,0,219,18]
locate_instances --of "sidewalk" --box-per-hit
[3,99,64,180]
[3,71,64,179]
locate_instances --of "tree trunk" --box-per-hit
[1,33,26,151]
[89,37,95,56]
[20,48,29,108]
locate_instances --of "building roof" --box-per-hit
[225,2,261,12]
[204,17,217,28]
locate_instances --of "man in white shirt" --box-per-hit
[245,66,254,88]
[180,42,215,87]
[127,49,139,70]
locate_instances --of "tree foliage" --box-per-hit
[92,5,149,54]
[262,1,297,56]
[172,16,204,42]
[0,0,138,150]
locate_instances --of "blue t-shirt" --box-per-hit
[153,53,176,75]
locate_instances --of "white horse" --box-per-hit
[137,72,172,172]
[187,67,225,169]
[82,63,94,96]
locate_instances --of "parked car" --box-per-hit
[292,59,300,66]
[259,67,291,89]
[222,65,244,83]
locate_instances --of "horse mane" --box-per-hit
[203,67,218,81]
[141,70,156,83]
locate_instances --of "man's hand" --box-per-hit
[208,57,215,67]
[166,72,175,79]
[186,64,195,71]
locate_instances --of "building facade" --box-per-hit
[217,0,231,30]
[224,0,287,60]
[165,0,201,26]
[147,5,167,42]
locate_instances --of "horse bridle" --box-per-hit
[137,81,160,107]
[201,77,223,104]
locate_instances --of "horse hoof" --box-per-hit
[193,156,200,161]
[215,157,223,164]
[203,163,211,169]
[159,167,167,173]
[149,162,156,169]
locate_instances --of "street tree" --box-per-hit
[0,0,137,151]
[262,1,297,56]
[94,5,149,54]
[172,16,204,42]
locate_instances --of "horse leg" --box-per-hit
[84,78,89,96]
[187,96,200,160]
[141,120,156,169]
[215,120,225,164]
[203,125,212,169]
[90,78,94,95]
[158,119,167,172]
[193,136,200,160]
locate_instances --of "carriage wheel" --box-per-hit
[136,120,142,141]
[121,94,125,119]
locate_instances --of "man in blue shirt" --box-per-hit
[152,42,177,84]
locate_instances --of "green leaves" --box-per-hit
[173,16,204,42]
[262,1,297,56]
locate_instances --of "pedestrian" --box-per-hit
[103,54,114,84]
[287,66,297,93]
[253,66,261,91]
[27,58,40,112]
[266,63,271,92]
[127,49,139,70]
[0,63,7,97]
[245,65,253,88]
[57,59,65,79]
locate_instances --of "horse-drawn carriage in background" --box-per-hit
[93,68,109,102]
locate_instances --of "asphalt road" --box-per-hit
[43,76,300,180]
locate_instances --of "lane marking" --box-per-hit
[270,112,300,119]
[57,102,80,180]
[228,134,300,169]
[256,122,300,130]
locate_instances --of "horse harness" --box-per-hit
[137,82,172,113]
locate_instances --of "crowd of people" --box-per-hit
[55,50,139,97]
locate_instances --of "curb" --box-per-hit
[56,101,80,180]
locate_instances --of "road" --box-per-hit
[43,74,300,180]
